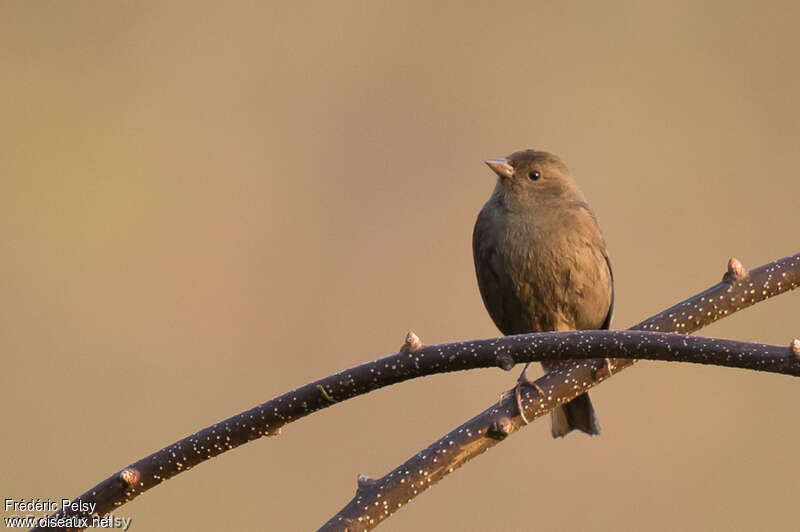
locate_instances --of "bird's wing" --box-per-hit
[600,254,614,330]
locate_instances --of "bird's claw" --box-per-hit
[602,357,614,377]
[512,365,546,425]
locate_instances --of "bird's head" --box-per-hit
[485,149,584,207]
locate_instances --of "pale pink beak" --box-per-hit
[485,158,514,179]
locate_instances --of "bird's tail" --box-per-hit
[551,392,600,438]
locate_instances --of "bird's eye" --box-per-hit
[529,171,541,181]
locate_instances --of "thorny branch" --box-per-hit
[31,254,800,531]
[320,253,800,531]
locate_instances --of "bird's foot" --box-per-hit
[602,357,614,378]
[513,366,546,425]
[592,358,615,380]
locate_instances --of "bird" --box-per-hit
[472,149,613,437]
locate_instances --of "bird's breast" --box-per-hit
[473,202,610,334]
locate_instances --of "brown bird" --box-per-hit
[472,149,613,437]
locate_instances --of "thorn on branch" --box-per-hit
[790,339,800,358]
[487,417,512,440]
[118,468,141,489]
[497,353,515,371]
[400,330,423,354]
[357,473,377,488]
[723,257,748,283]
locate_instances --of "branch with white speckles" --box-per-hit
[30,254,800,532]
[320,252,800,531]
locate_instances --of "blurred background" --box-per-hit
[2,1,799,530]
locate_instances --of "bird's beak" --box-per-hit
[485,158,514,179]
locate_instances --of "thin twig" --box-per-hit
[320,252,800,531]
[30,253,800,531]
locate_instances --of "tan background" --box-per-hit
[2,1,799,531]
